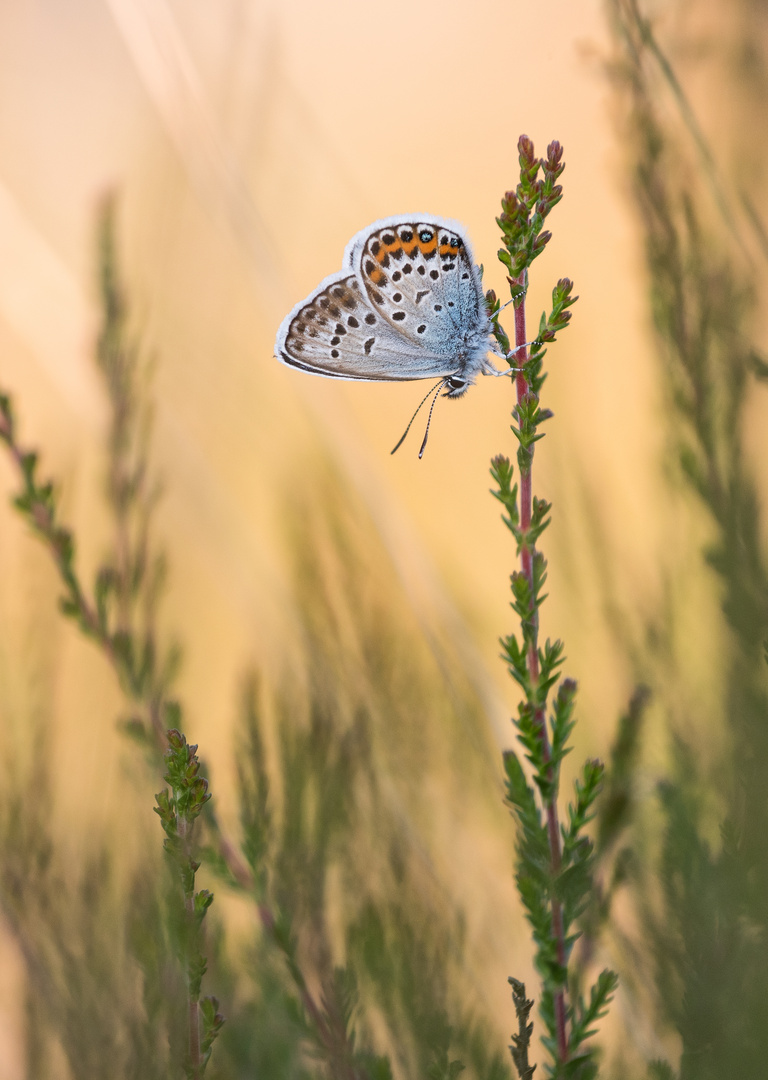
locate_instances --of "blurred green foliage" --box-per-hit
[606,2,768,1077]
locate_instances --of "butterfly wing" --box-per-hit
[343,215,488,360]
[275,269,458,381]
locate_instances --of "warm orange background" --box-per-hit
[2,0,760,1072]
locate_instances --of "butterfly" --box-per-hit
[275,215,510,455]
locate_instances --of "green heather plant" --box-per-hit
[0,153,625,1077]
[487,137,617,1079]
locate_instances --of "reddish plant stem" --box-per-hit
[178,816,201,1080]
[512,276,569,1065]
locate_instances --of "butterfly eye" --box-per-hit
[419,229,433,243]
[447,377,466,392]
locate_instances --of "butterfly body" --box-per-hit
[275,215,498,397]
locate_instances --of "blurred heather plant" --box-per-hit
[603,2,768,1077]
[0,199,223,1078]
[487,137,619,1078]
[0,634,190,1078]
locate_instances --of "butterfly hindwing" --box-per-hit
[275,271,457,381]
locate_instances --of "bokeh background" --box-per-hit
[0,0,767,1076]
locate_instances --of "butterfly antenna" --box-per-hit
[391,379,446,455]
[418,380,448,459]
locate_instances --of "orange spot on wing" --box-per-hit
[378,236,403,262]
[439,242,459,256]
[418,235,437,255]
[370,267,384,284]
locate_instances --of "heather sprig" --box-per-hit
[509,979,536,1080]
[496,137,565,282]
[155,729,223,1077]
[491,136,617,1079]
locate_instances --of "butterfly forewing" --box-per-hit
[345,216,485,357]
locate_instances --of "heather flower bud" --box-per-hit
[518,134,535,162]
[546,140,563,168]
